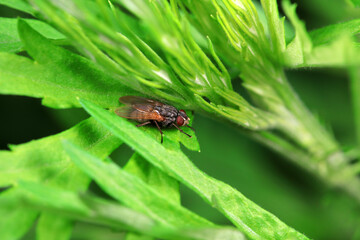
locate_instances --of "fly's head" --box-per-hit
[176,109,190,126]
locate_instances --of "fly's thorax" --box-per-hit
[153,105,176,127]
[161,118,175,127]
[154,105,178,118]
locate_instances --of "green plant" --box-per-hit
[0,0,360,239]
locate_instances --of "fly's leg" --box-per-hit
[186,125,195,132]
[136,121,151,127]
[154,121,164,144]
[172,123,192,138]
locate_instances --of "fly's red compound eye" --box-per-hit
[180,109,186,113]
[176,116,184,126]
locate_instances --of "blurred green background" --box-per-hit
[1,1,360,239]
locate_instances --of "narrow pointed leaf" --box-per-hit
[260,0,286,56]
[283,1,360,67]
[0,20,137,109]
[5,181,246,240]
[0,190,38,240]
[350,67,360,151]
[63,140,212,228]
[0,118,122,240]
[79,99,308,240]
[0,0,35,14]
[125,153,180,204]
[36,214,73,240]
[282,0,312,66]
[0,17,64,53]
[0,118,121,187]
[309,19,360,46]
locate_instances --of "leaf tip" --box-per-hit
[17,17,27,28]
[17,18,32,41]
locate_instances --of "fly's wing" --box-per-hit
[115,106,165,122]
[119,96,163,113]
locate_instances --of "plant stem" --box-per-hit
[349,67,360,151]
[253,130,360,203]
[246,68,360,204]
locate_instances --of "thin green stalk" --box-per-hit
[350,67,360,151]
[274,72,339,160]
[250,131,315,171]
[252,130,360,204]
[245,68,360,203]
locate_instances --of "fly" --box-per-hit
[115,96,195,143]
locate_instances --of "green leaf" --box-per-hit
[2,181,158,233]
[0,0,35,15]
[283,2,360,67]
[0,52,130,108]
[0,17,64,53]
[124,153,180,205]
[79,99,308,240]
[0,118,122,240]
[350,67,360,151]
[125,145,183,238]
[0,118,121,187]
[34,116,121,240]
[286,34,360,67]
[5,181,246,240]
[37,214,73,240]
[125,234,153,240]
[302,36,360,67]
[349,0,360,7]
[124,154,181,240]
[282,0,312,66]
[309,19,360,46]
[260,0,286,57]
[29,0,194,103]
[0,190,38,240]
[63,140,212,228]
[0,19,137,108]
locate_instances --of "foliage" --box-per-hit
[0,0,359,239]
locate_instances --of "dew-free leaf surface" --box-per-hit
[309,19,360,46]
[124,153,180,205]
[0,118,122,240]
[79,99,308,240]
[4,181,246,240]
[350,67,360,151]
[0,0,35,15]
[283,0,360,67]
[0,190,38,240]
[64,141,212,228]
[260,0,286,57]
[0,17,64,53]
[0,20,137,109]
